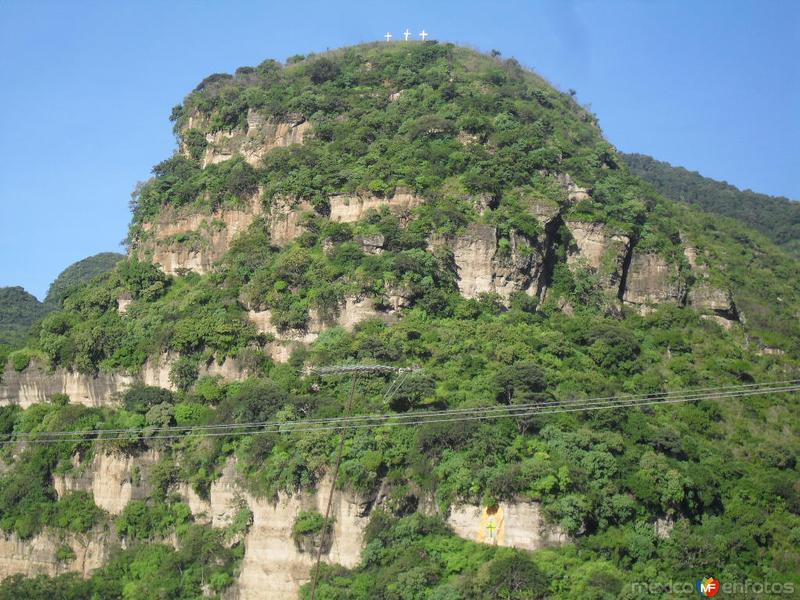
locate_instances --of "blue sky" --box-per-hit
[1,0,798,299]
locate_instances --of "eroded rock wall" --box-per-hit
[0,364,132,409]
[196,110,310,168]
[133,194,264,276]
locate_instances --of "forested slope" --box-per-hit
[0,43,798,599]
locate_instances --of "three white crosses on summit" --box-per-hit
[384,29,428,41]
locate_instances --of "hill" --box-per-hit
[0,43,798,599]
[0,287,45,347]
[622,152,800,257]
[0,253,123,357]
[43,252,125,309]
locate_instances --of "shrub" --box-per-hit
[123,386,174,414]
[9,350,31,372]
[291,510,332,553]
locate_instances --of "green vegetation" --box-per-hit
[0,253,123,366]
[2,43,800,598]
[292,510,332,552]
[44,252,125,309]
[622,152,800,257]
[0,527,241,600]
[0,286,45,348]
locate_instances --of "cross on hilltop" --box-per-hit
[381,29,430,42]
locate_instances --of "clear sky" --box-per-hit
[1,0,798,299]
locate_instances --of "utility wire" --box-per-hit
[2,381,797,445]
[2,381,796,442]
[4,378,794,440]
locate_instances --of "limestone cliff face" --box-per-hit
[682,243,739,327]
[267,197,313,247]
[0,450,567,597]
[0,362,132,409]
[54,450,161,515]
[0,355,247,408]
[133,194,264,276]
[447,502,567,551]
[447,224,546,300]
[248,296,393,362]
[622,251,685,308]
[187,110,310,168]
[0,530,114,579]
[328,190,422,223]
[565,221,631,294]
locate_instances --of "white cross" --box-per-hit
[419,30,428,41]
[403,28,411,41]
[384,32,392,42]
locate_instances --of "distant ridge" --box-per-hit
[622,152,800,258]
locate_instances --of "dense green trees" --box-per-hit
[623,152,800,257]
[1,43,799,598]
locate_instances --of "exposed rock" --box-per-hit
[446,502,567,551]
[457,131,480,145]
[53,450,161,515]
[174,460,368,599]
[565,221,631,293]
[622,252,685,307]
[117,292,132,314]
[140,353,247,391]
[199,110,310,168]
[354,233,385,255]
[529,199,561,228]
[653,517,675,539]
[0,354,247,407]
[329,190,422,223]
[248,296,390,361]
[682,238,739,326]
[556,173,590,202]
[451,224,546,300]
[0,530,115,579]
[0,361,132,409]
[388,90,404,102]
[268,197,314,247]
[688,282,735,313]
[133,194,263,276]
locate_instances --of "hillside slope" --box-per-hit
[0,253,124,355]
[0,287,45,347]
[43,252,125,310]
[622,152,800,258]
[1,43,798,599]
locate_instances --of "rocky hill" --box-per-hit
[1,42,798,599]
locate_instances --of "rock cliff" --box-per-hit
[0,450,565,597]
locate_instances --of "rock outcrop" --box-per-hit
[565,221,631,294]
[133,194,264,276]
[267,197,314,247]
[448,224,546,300]
[622,251,685,308]
[0,362,132,409]
[189,110,310,168]
[248,296,391,362]
[329,190,422,223]
[0,355,247,408]
[1,449,568,597]
[54,450,161,515]
[682,242,739,327]
[447,502,567,551]
[0,530,114,579]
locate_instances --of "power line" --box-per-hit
[5,378,794,440]
[2,380,797,445]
